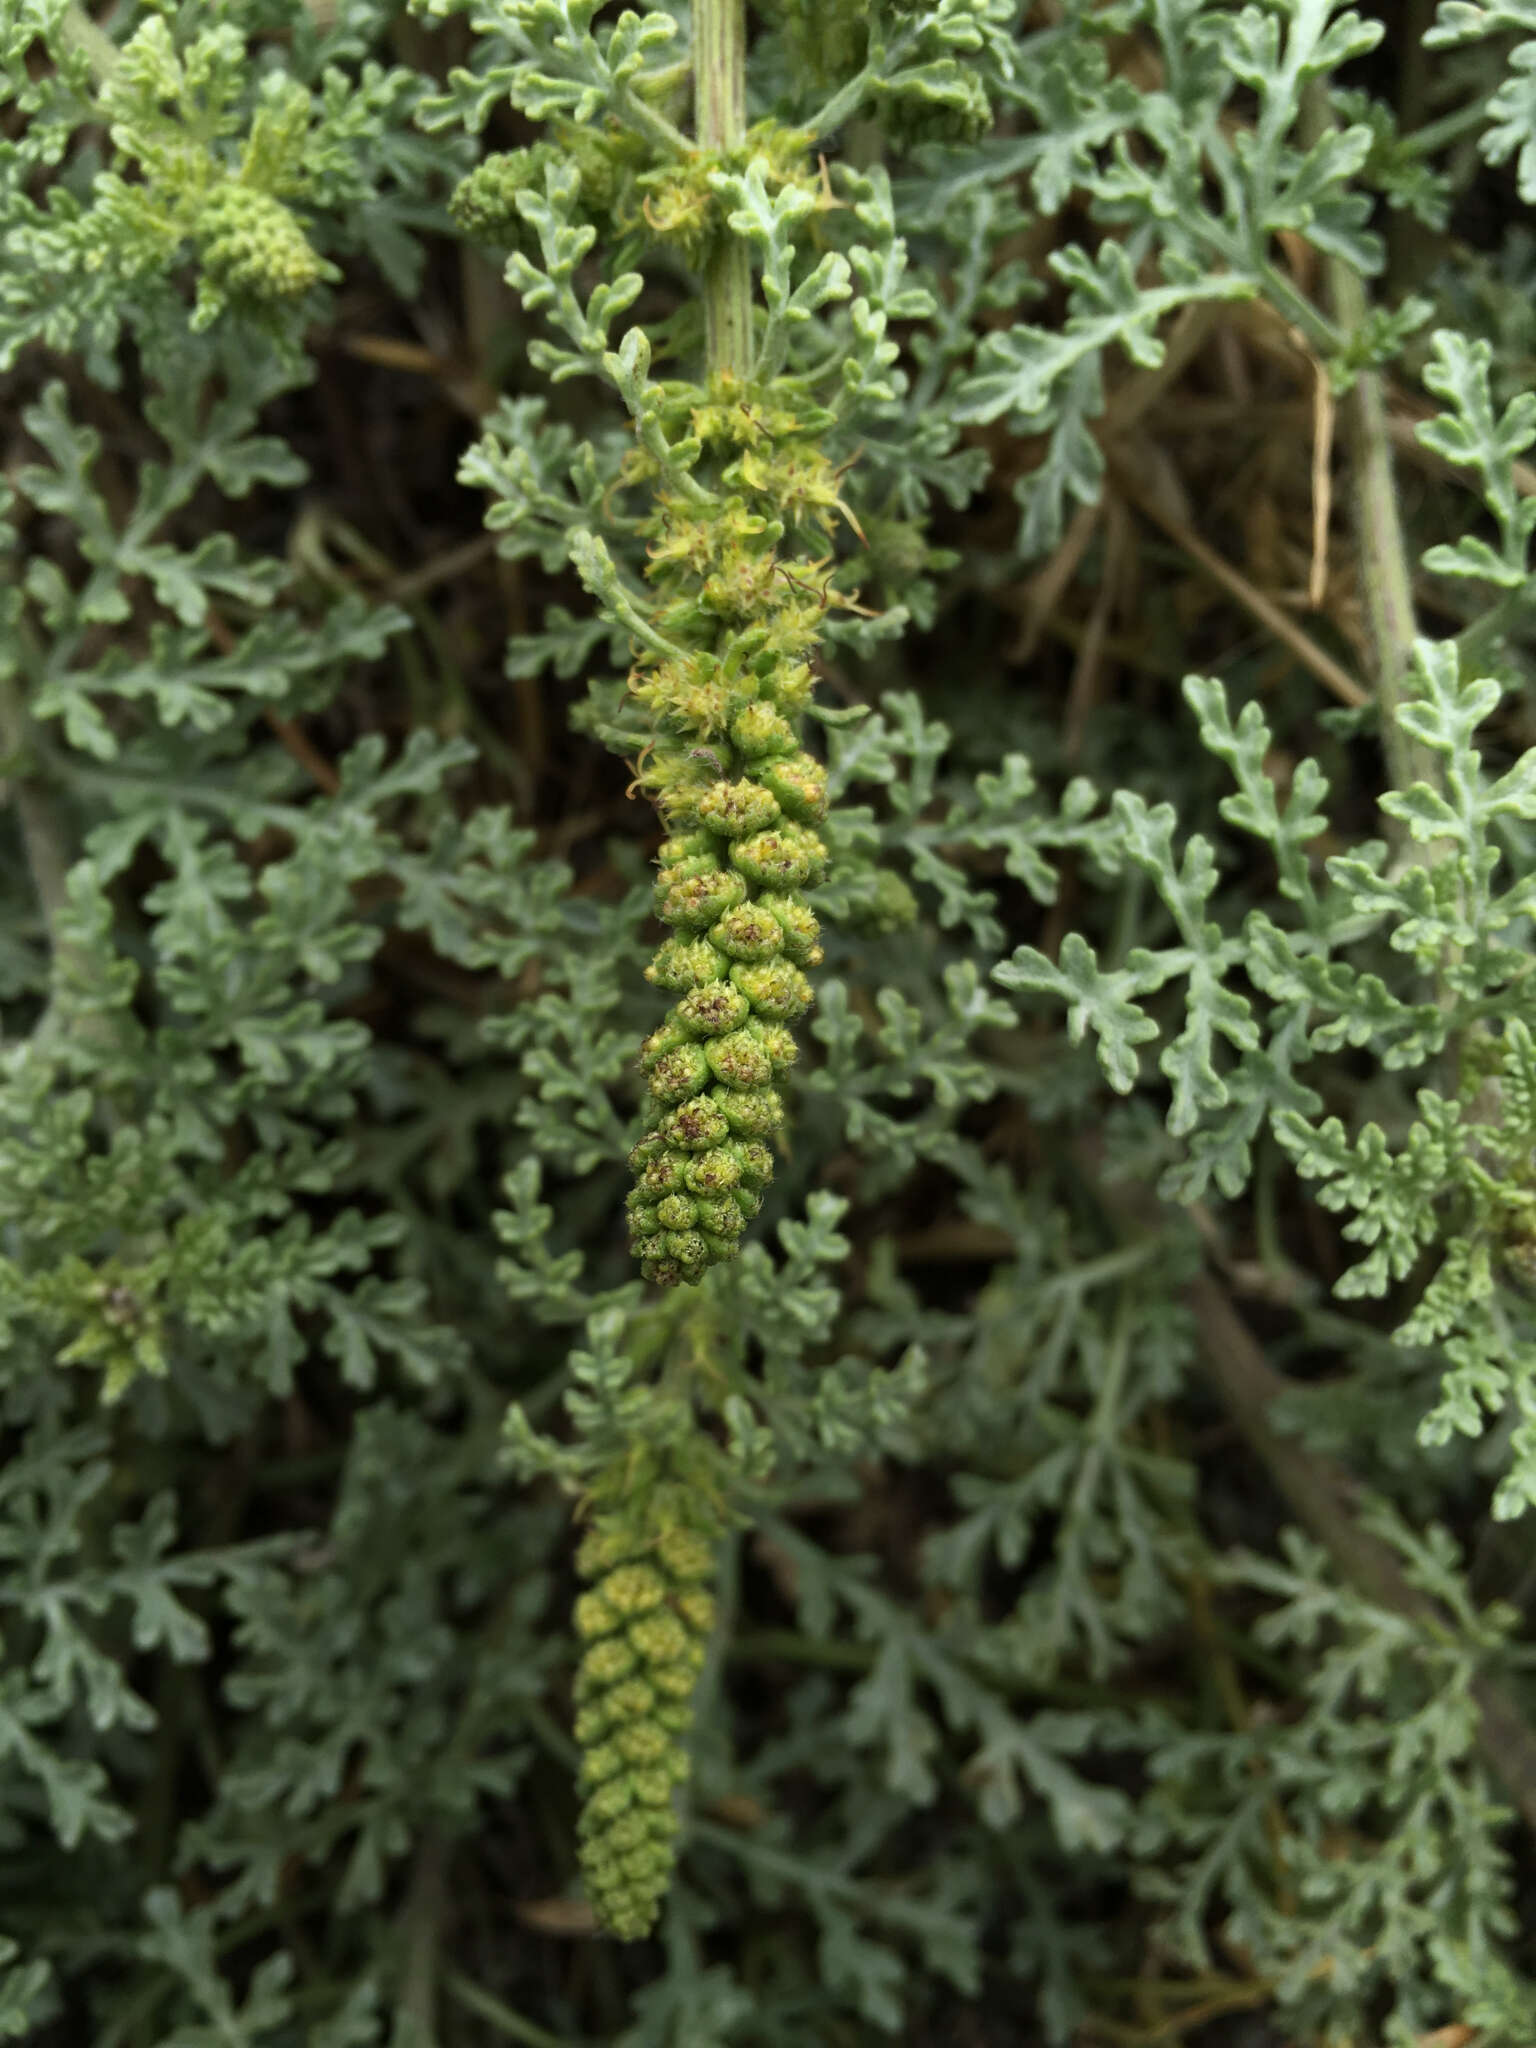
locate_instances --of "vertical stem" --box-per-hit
[1329,261,1436,797]
[0,664,78,1046]
[1299,86,1437,803]
[61,3,120,81]
[396,1833,446,2048]
[694,0,752,381]
[1387,0,1438,296]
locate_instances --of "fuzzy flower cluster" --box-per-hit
[623,387,842,1286]
[198,184,331,301]
[449,119,820,268]
[571,1509,717,1939]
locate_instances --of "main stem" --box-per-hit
[0,661,77,1050]
[1299,85,1437,804]
[695,0,752,381]
[1329,260,1436,798]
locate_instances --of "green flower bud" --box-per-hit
[595,1572,667,1626]
[729,700,798,758]
[647,939,728,990]
[586,1878,667,1943]
[629,1201,667,1259]
[582,1776,638,1826]
[449,148,553,240]
[599,1810,675,1857]
[657,867,748,929]
[655,1528,715,1581]
[659,1099,732,1151]
[574,1590,621,1640]
[615,1720,673,1767]
[710,903,785,960]
[577,1520,642,1581]
[629,1612,697,1666]
[658,831,716,864]
[695,1197,746,1238]
[606,1677,659,1720]
[581,1743,625,1789]
[706,1028,774,1090]
[676,983,753,1036]
[570,1487,723,1938]
[574,1703,610,1747]
[663,1230,710,1276]
[199,183,332,302]
[646,1044,710,1106]
[576,1637,638,1691]
[758,1023,798,1072]
[641,1021,692,1069]
[733,1140,774,1187]
[730,825,828,889]
[759,894,822,963]
[731,958,813,1021]
[758,751,828,823]
[656,838,722,880]
[635,1149,685,1196]
[766,661,815,716]
[628,1766,678,1809]
[674,1588,716,1635]
[682,1148,741,1196]
[700,550,780,620]
[698,779,782,837]
[650,1659,701,1699]
[712,1083,783,1137]
[621,381,840,1302]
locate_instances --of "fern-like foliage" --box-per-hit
[6,0,1536,2038]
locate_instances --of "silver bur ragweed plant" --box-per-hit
[427,0,971,1931]
[8,0,1536,2039]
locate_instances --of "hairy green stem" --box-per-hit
[1300,85,1438,803]
[694,0,752,379]
[396,1834,447,2047]
[614,82,692,161]
[1332,268,1436,797]
[1401,96,1495,160]
[1387,0,1440,296]
[60,1,119,81]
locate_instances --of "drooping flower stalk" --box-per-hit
[619,0,845,1289]
[621,406,838,1287]
[564,0,855,1937]
[454,0,861,1937]
[568,1438,722,1940]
